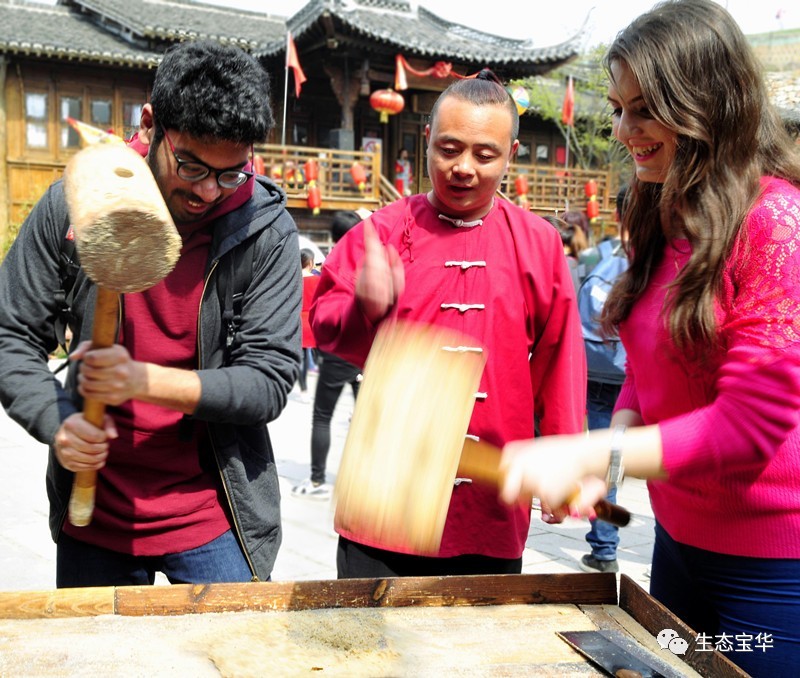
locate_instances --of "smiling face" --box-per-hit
[425,95,518,221]
[608,60,677,184]
[139,105,250,226]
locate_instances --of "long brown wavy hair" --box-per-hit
[601,0,800,357]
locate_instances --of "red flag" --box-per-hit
[395,54,408,91]
[286,32,307,98]
[561,75,574,127]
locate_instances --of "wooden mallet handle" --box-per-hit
[459,439,631,527]
[67,287,120,527]
[63,143,180,527]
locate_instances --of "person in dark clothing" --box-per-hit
[292,211,363,500]
[0,40,302,587]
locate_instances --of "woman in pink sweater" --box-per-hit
[500,1,800,674]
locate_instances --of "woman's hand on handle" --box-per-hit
[499,420,666,518]
[500,433,602,514]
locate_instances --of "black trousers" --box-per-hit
[310,351,361,484]
[297,347,311,392]
[337,536,523,579]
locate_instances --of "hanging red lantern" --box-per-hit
[514,174,530,210]
[253,154,265,176]
[369,88,404,123]
[350,162,367,191]
[584,179,599,223]
[307,184,321,215]
[304,159,322,214]
[304,159,319,184]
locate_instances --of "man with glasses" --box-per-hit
[0,41,302,587]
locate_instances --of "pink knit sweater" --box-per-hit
[616,177,800,558]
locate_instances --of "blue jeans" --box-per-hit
[585,380,621,560]
[56,529,253,588]
[651,522,800,677]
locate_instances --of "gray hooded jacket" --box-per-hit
[0,175,302,580]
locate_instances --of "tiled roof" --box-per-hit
[72,0,286,51]
[275,0,583,71]
[0,0,285,67]
[0,0,581,73]
[0,0,161,67]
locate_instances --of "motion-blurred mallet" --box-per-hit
[63,142,181,526]
[334,321,630,555]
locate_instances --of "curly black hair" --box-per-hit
[151,40,274,144]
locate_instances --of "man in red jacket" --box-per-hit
[311,69,586,578]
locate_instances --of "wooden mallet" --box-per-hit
[63,142,181,527]
[334,321,631,555]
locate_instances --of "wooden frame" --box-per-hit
[0,574,748,676]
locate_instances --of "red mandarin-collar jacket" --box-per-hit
[311,195,586,558]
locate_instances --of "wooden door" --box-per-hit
[400,115,427,195]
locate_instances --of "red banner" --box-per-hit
[394,55,479,91]
[561,75,574,127]
[286,32,307,98]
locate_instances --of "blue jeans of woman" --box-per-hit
[651,522,800,677]
[585,380,621,560]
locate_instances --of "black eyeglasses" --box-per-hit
[160,125,253,189]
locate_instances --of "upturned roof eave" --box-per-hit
[0,41,161,68]
[253,0,584,69]
[66,0,284,52]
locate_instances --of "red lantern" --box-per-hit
[304,159,319,184]
[304,159,321,213]
[584,179,599,222]
[350,162,367,191]
[369,88,404,123]
[514,174,530,209]
[253,154,265,176]
[307,184,321,215]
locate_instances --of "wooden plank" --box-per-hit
[0,603,601,675]
[0,577,713,677]
[0,587,115,619]
[619,575,749,678]
[581,604,704,677]
[115,573,618,617]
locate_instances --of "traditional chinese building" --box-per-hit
[0,0,586,242]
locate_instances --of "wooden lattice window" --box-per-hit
[59,95,82,149]
[24,91,48,149]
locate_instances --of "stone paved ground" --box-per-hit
[0,369,653,591]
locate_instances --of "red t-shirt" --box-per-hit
[62,226,230,555]
[301,274,320,348]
